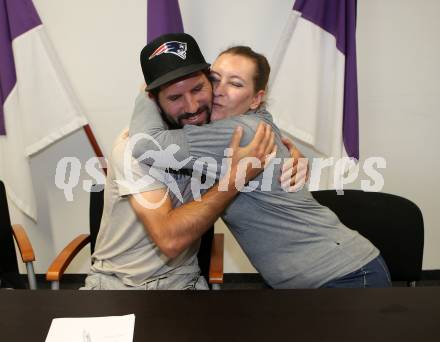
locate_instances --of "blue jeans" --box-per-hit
[321,255,392,288]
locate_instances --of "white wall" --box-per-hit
[8,0,440,275]
[356,0,440,269]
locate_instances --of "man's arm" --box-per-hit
[129,181,234,259]
[129,124,275,258]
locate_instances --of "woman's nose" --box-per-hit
[213,81,224,97]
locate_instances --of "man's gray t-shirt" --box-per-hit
[91,131,200,287]
[129,94,379,288]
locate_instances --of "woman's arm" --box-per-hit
[128,92,264,173]
[129,92,190,162]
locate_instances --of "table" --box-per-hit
[1,288,440,341]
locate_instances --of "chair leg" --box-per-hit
[51,281,60,290]
[212,284,221,290]
[408,281,416,287]
[26,262,37,290]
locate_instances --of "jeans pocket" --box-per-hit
[376,255,392,284]
[323,268,367,288]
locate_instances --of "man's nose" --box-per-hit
[183,95,198,113]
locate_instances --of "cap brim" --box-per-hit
[146,63,211,91]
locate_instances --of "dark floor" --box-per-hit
[26,272,440,290]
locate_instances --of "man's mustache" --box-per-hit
[177,106,210,125]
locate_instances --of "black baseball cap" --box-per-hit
[140,33,210,91]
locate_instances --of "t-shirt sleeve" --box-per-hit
[111,137,167,197]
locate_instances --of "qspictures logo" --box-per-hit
[54,133,386,208]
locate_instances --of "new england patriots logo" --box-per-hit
[149,41,187,60]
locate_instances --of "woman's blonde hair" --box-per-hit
[219,46,271,94]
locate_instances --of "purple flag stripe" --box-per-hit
[147,0,184,43]
[342,0,359,160]
[293,0,347,55]
[0,0,42,135]
[0,0,16,135]
[293,0,359,159]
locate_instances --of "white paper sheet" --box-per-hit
[45,314,135,342]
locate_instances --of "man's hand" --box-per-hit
[220,122,276,192]
[279,136,309,192]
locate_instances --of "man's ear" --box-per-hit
[249,90,265,110]
[147,91,155,99]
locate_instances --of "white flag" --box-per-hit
[268,0,359,190]
[0,0,88,220]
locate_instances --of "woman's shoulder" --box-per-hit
[229,108,274,130]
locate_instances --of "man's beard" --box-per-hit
[159,105,212,130]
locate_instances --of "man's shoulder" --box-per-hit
[109,129,168,194]
[109,130,127,162]
[110,129,147,173]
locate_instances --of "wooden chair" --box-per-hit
[47,186,224,289]
[312,190,424,286]
[0,180,37,289]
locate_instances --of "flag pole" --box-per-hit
[83,124,107,175]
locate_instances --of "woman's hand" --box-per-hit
[220,122,276,192]
[279,137,309,192]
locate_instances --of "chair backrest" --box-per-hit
[87,184,213,280]
[0,181,26,288]
[198,227,214,281]
[89,185,105,254]
[311,190,424,282]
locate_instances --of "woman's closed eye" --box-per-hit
[231,82,243,88]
